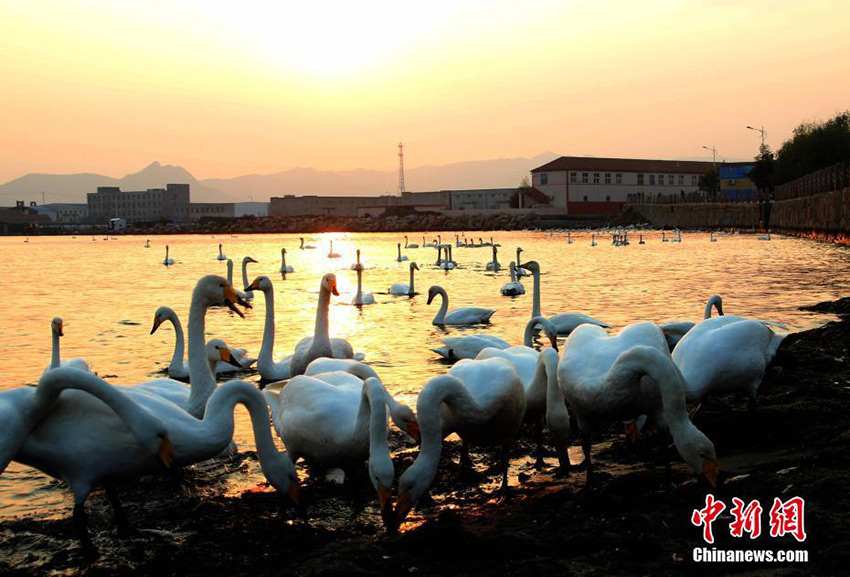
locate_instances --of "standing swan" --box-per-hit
[328,240,341,258]
[389,262,419,296]
[500,262,525,296]
[521,260,610,335]
[557,324,720,488]
[44,317,91,375]
[352,250,376,305]
[394,357,525,527]
[396,243,409,262]
[163,245,174,265]
[427,285,495,326]
[280,248,294,273]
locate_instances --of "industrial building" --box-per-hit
[87,183,190,224]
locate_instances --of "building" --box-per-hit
[531,156,713,215]
[87,183,190,224]
[234,202,269,217]
[0,201,51,234]
[185,202,235,221]
[270,195,399,217]
[719,163,757,201]
[447,188,517,211]
[31,203,88,223]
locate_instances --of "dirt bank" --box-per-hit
[1,298,848,576]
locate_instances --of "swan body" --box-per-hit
[280,248,294,273]
[394,357,525,526]
[557,323,719,487]
[163,245,174,265]
[396,243,409,262]
[328,240,341,258]
[758,233,771,241]
[404,235,419,249]
[44,317,91,375]
[659,295,724,351]
[216,243,227,261]
[352,250,376,305]
[427,285,495,326]
[389,262,419,296]
[672,315,787,405]
[431,334,511,362]
[500,262,526,296]
[522,260,610,335]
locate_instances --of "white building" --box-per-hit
[531,156,713,215]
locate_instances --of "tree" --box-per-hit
[775,111,850,184]
[699,168,718,195]
[749,144,776,192]
[515,176,532,209]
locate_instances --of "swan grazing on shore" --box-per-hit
[500,262,525,296]
[300,237,316,249]
[404,235,419,249]
[557,324,719,488]
[43,317,91,375]
[352,250,376,305]
[427,285,495,326]
[150,306,256,378]
[672,315,787,409]
[397,242,409,262]
[280,248,294,273]
[659,295,724,350]
[328,241,341,259]
[216,243,227,261]
[521,260,611,335]
[485,245,501,271]
[389,262,419,297]
[394,357,525,527]
[163,245,174,265]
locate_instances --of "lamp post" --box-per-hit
[702,145,717,170]
[746,125,766,148]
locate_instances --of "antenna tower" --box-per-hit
[397,142,406,195]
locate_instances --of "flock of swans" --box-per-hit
[2,232,790,555]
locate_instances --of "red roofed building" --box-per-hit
[531,156,713,215]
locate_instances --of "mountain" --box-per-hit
[0,153,559,204]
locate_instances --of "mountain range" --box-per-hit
[0,153,558,205]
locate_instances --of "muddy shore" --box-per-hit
[1,298,848,576]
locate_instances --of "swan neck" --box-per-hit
[409,266,415,294]
[433,288,449,324]
[531,268,542,318]
[258,285,276,370]
[50,330,60,369]
[314,286,331,347]
[168,313,186,374]
[186,286,216,418]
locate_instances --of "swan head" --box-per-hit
[410,262,419,271]
[322,273,339,296]
[243,256,258,264]
[51,317,64,337]
[150,306,176,335]
[195,275,251,317]
[207,339,242,369]
[389,402,420,442]
[426,286,442,305]
[519,260,539,274]
[677,428,720,488]
[245,275,272,293]
[707,295,724,317]
[395,459,431,529]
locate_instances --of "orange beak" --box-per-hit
[624,422,638,444]
[702,458,720,488]
[406,421,421,443]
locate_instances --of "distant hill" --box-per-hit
[0,153,559,204]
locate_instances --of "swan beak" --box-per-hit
[247,257,258,263]
[549,334,559,351]
[52,320,64,337]
[377,483,394,527]
[158,438,174,469]
[223,284,251,317]
[220,348,242,368]
[394,492,414,529]
[406,420,421,443]
[287,479,306,518]
[246,279,261,292]
[150,316,162,335]
[702,458,720,488]
[426,293,435,305]
[330,280,339,296]
[624,422,638,444]
[413,263,419,270]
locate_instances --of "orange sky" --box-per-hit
[1,0,849,183]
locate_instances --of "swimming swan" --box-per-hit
[427,285,495,326]
[389,262,419,296]
[216,243,227,261]
[163,245,174,265]
[396,243,409,262]
[43,317,91,375]
[352,250,376,305]
[280,248,294,273]
[500,262,525,296]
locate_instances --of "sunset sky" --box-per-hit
[1,0,849,184]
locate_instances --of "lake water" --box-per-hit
[2,230,848,518]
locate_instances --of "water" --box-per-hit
[1,230,848,518]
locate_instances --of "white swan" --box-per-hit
[396,242,409,262]
[300,237,316,249]
[241,256,257,300]
[5,368,300,553]
[591,234,597,247]
[758,232,771,241]
[150,306,257,379]
[521,260,611,335]
[144,239,150,248]
[404,235,419,249]
[485,245,501,272]
[557,323,719,488]
[431,334,511,362]
[389,262,419,296]
[163,245,174,265]
[710,232,717,242]
[441,245,456,270]
[672,315,787,408]
[280,248,294,273]
[566,231,573,244]
[216,243,227,260]
[243,275,292,382]
[422,235,435,248]
[352,251,376,305]
[43,317,91,375]
[394,357,525,526]
[500,262,525,296]
[328,240,341,258]
[659,295,724,351]
[514,247,527,276]
[264,375,400,523]
[226,259,250,301]
[427,285,495,326]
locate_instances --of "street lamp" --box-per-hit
[702,145,717,169]
[746,125,766,148]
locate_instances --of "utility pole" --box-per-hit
[746,125,766,148]
[702,146,717,170]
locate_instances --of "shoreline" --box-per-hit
[1,298,848,575]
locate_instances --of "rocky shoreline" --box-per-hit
[1,298,848,576]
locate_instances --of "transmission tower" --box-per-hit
[397,142,406,195]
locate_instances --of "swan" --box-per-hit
[404,235,419,249]
[431,334,511,362]
[264,375,403,524]
[591,234,597,247]
[662,231,668,242]
[216,243,227,261]
[163,245,174,265]
[423,236,435,248]
[300,237,316,249]
[758,232,771,241]
[394,357,525,527]
[427,285,495,326]
[672,315,787,409]
[557,324,719,488]
[150,306,257,378]
[485,245,501,272]
[241,256,258,300]
[455,234,465,247]
[280,248,294,273]
[247,274,363,381]
[389,262,419,296]
[44,317,91,375]
[521,260,611,335]
[659,295,724,351]
[566,231,573,244]
[7,368,300,553]
[327,240,341,259]
[710,232,717,242]
[226,259,250,301]
[352,251,376,305]
[441,246,456,270]
[512,248,527,276]
[396,243,409,262]
[144,239,150,248]
[639,234,645,244]
[500,262,525,296]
